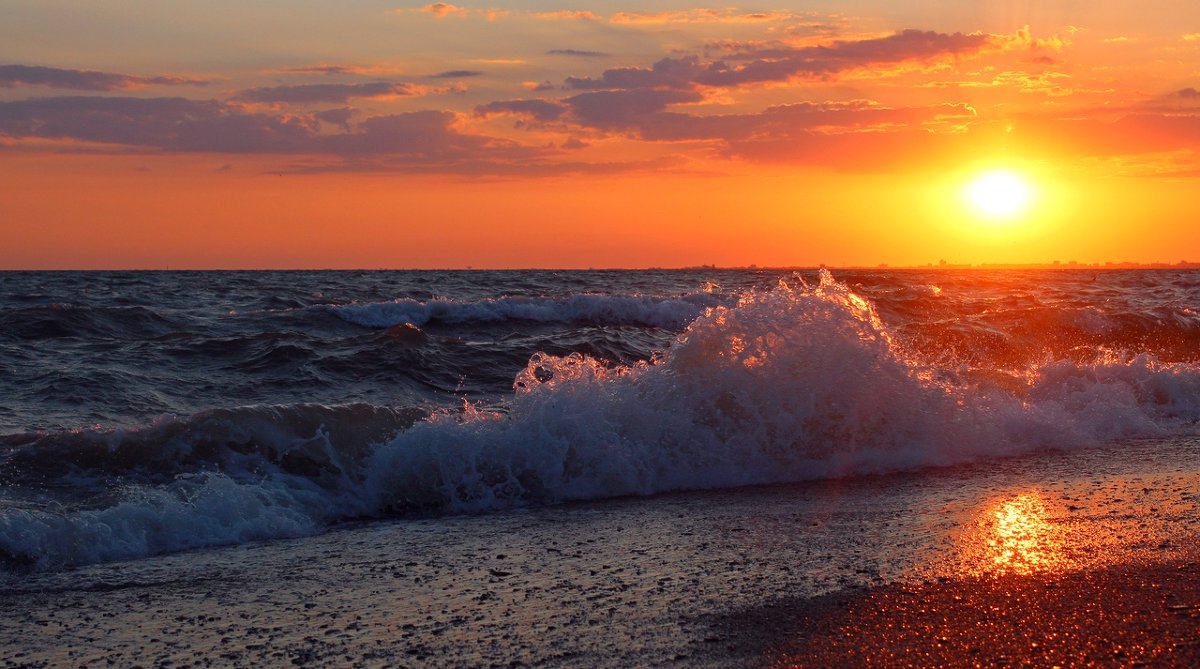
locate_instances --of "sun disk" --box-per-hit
[965,170,1034,220]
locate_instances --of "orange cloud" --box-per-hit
[533,10,602,21]
[610,9,800,24]
[418,3,466,18]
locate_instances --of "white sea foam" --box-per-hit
[5,271,1200,572]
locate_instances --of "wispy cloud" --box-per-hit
[533,10,602,21]
[610,9,804,25]
[547,50,610,58]
[562,30,1019,91]
[267,64,399,76]
[475,99,567,122]
[0,96,542,170]
[429,70,483,79]
[0,64,208,91]
[233,82,417,104]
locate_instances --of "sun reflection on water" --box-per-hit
[961,493,1069,577]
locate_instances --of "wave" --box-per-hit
[324,292,732,330]
[4,271,1200,572]
[0,304,180,341]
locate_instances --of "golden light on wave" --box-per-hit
[958,493,1069,577]
[964,169,1034,221]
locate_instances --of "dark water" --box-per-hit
[2,269,1199,571]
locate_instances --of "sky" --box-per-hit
[1,0,1198,269]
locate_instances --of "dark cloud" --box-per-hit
[566,57,705,90]
[234,82,414,104]
[0,64,207,91]
[0,96,318,152]
[548,49,610,58]
[0,95,543,171]
[564,30,1000,92]
[323,110,498,159]
[314,107,356,131]
[273,65,362,76]
[564,89,704,130]
[1176,88,1200,99]
[475,99,566,122]
[430,70,483,79]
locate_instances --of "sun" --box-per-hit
[964,169,1034,220]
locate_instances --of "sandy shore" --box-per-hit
[2,437,1198,668]
[714,559,1200,668]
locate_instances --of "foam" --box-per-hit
[5,271,1200,572]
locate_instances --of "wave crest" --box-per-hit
[5,271,1200,572]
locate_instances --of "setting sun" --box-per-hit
[965,170,1035,221]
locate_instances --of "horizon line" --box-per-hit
[3,261,1200,272]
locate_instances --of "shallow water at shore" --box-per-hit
[2,437,1197,667]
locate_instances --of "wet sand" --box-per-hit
[2,437,1198,668]
[716,559,1200,668]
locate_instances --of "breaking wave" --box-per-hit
[3,271,1199,572]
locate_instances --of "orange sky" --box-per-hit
[1,1,1198,268]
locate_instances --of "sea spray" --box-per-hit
[4,270,1200,572]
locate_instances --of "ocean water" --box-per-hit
[2,268,1198,572]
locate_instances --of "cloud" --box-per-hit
[0,96,312,152]
[548,49,610,58]
[418,3,467,18]
[475,99,566,122]
[430,70,483,79]
[533,10,602,21]
[696,30,1002,87]
[233,82,415,104]
[564,89,704,130]
[561,30,1010,93]
[0,64,207,91]
[0,95,546,172]
[269,64,389,76]
[566,56,706,90]
[610,9,801,25]
[1176,88,1200,99]
[325,110,480,156]
[561,94,976,142]
[1022,55,1063,66]
[314,107,356,131]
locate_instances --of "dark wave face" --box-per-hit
[2,268,1199,572]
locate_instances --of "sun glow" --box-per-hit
[964,169,1034,220]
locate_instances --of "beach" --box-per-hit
[5,0,1200,660]
[4,437,1197,668]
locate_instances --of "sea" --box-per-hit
[2,268,1199,573]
